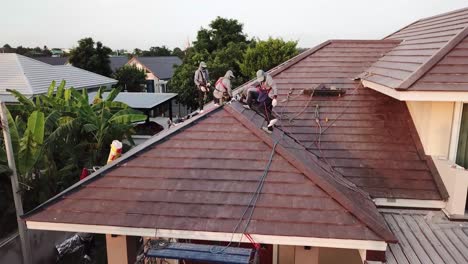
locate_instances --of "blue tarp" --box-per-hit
[146,243,253,264]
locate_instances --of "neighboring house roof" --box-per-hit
[87,91,177,109]
[0,53,117,102]
[362,7,468,91]
[24,103,395,243]
[129,56,182,80]
[382,209,468,264]
[109,56,129,72]
[241,39,446,200]
[33,56,69,65]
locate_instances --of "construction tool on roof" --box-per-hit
[309,83,346,97]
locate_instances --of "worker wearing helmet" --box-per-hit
[214,70,235,106]
[243,70,278,133]
[194,61,210,112]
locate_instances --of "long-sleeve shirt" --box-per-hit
[194,68,209,87]
[264,74,277,99]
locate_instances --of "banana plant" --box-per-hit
[4,110,45,177]
[2,81,146,211]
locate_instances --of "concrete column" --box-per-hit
[105,234,137,264]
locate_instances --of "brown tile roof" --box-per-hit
[266,40,447,200]
[410,35,468,91]
[25,104,395,242]
[362,7,468,90]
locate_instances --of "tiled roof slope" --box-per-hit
[362,7,468,90]
[25,105,395,242]
[382,209,468,264]
[410,35,468,91]
[271,40,447,200]
[34,57,69,65]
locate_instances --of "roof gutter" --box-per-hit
[26,221,388,251]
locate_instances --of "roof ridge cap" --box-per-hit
[398,25,468,89]
[15,54,39,95]
[224,103,396,243]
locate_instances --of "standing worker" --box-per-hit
[243,70,278,133]
[214,70,235,106]
[194,61,210,113]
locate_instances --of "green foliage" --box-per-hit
[142,46,172,56]
[169,17,251,110]
[171,47,185,59]
[1,81,146,213]
[239,38,298,77]
[113,65,147,92]
[69,38,113,77]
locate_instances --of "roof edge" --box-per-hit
[398,25,468,89]
[224,104,397,243]
[383,19,421,39]
[22,105,223,218]
[417,6,468,23]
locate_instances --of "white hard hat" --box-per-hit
[226,70,235,79]
[256,70,265,82]
[200,61,207,68]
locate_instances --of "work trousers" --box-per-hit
[246,89,274,123]
[197,87,207,110]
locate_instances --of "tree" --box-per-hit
[114,65,147,92]
[169,17,251,110]
[1,81,146,213]
[239,38,298,77]
[133,48,142,56]
[142,46,172,56]
[69,38,113,77]
[171,47,184,59]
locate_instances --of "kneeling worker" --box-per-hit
[243,70,278,134]
[214,70,235,105]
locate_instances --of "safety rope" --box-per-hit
[211,133,284,254]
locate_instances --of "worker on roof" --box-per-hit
[194,61,210,113]
[213,70,235,106]
[243,70,278,134]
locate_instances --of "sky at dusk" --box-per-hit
[1,0,467,51]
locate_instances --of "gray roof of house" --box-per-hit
[88,91,177,109]
[109,56,129,72]
[33,57,69,65]
[0,53,117,102]
[134,56,182,79]
[382,209,468,264]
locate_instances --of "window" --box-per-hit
[456,103,468,167]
